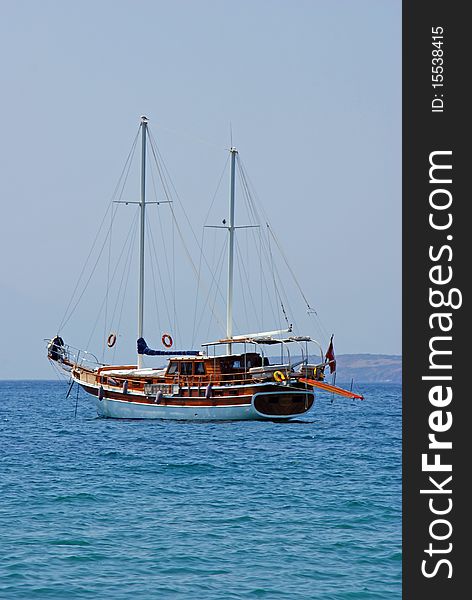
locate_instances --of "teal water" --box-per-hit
[0,381,401,599]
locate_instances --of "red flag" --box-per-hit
[325,334,336,373]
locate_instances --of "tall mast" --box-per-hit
[226,147,237,355]
[137,116,148,368]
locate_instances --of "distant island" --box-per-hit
[334,354,402,384]
[263,352,402,384]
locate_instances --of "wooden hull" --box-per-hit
[79,382,315,421]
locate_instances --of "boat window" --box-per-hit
[243,354,263,369]
[195,362,205,375]
[168,362,178,375]
[181,362,193,375]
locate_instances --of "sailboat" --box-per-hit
[47,116,363,420]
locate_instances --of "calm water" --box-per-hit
[0,381,401,599]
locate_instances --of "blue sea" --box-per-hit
[0,381,401,599]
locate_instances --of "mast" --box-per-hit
[137,116,148,368]
[226,147,237,354]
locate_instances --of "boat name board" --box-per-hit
[144,383,173,395]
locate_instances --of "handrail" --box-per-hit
[46,339,103,369]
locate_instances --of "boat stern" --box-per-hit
[251,389,314,419]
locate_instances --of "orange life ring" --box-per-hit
[162,333,173,348]
[107,333,117,348]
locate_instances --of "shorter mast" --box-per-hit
[137,116,148,369]
[226,147,237,355]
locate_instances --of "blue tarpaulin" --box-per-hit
[137,337,199,356]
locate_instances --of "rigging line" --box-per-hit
[237,156,263,224]
[266,224,315,313]
[234,237,252,329]
[237,156,317,319]
[57,201,113,332]
[147,132,174,203]
[60,203,121,332]
[191,227,205,347]
[237,155,272,226]
[246,205,297,333]
[113,220,139,362]
[203,154,230,225]
[103,201,114,361]
[86,209,140,352]
[154,209,175,309]
[87,215,137,348]
[139,141,171,338]
[168,199,226,330]
[148,130,230,331]
[148,155,160,201]
[237,166,274,265]
[112,127,140,202]
[237,162,270,261]
[146,218,162,339]
[59,129,140,333]
[308,311,331,348]
[234,234,261,326]
[148,131,228,307]
[145,146,178,328]
[264,217,299,332]
[271,253,299,333]
[146,161,179,339]
[172,209,177,344]
[267,225,287,331]
[156,229,183,348]
[239,163,278,268]
[197,226,228,333]
[147,137,197,302]
[260,232,263,330]
[239,165,276,269]
[238,156,317,314]
[108,208,140,329]
[242,227,257,328]
[110,216,138,363]
[196,238,228,335]
[235,165,280,327]
[195,235,228,340]
[48,359,69,382]
[206,235,230,340]
[147,209,174,330]
[272,261,297,332]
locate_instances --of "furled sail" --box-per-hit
[137,337,199,356]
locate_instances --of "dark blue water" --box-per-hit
[0,381,401,599]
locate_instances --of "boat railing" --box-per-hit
[46,339,103,370]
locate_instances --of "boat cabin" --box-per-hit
[163,352,268,385]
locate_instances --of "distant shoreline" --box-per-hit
[334,354,402,384]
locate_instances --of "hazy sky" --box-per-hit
[0,0,401,379]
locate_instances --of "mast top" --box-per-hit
[141,115,149,124]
